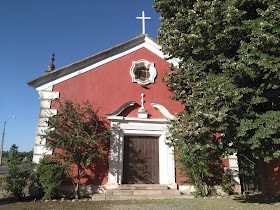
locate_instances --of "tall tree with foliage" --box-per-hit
[42,100,110,199]
[154,0,280,194]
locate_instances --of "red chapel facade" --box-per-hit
[28,34,239,192]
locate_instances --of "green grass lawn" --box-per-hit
[0,195,280,210]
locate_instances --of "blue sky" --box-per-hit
[0,0,160,152]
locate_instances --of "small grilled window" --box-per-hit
[135,66,150,81]
[130,59,157,86]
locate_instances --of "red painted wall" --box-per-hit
[52,48,182,119]
[260,159,280,194]
[52,47,184,185]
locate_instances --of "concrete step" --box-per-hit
[118,184,168,190]
[106,189,181,196]
[105,194,193,201]
[91,184,194,201]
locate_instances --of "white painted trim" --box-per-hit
[36,37,178,91]
[143,37,180,67]
[106,101,136,116]
[144,36,162,50]
[151,102,177,120]
[130,59,157,85]
[38,91,59,100]
[107,118,175,186]
[224,153,240,184]
[32,87,60,163]
[107,116,169,123]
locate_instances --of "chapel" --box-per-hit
[27,13,238,193]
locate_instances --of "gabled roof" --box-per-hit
[27,34,167,90]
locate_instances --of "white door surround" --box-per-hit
[106,116,176,189]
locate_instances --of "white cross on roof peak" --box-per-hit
[136,11,151,34]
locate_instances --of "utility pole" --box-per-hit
[0,121,6,166]
[0,116,16,166]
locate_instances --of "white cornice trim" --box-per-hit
[107,116,169,123]
[36,43,144,91]
[144,37,179,67]
[151,102,177,120]
[106,101,136,116]
[36,37,178,91]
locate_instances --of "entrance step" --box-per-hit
[118,184,168,190]
[92,184,194,201]
[107,189,180,196]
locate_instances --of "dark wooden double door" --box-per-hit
[122,136,159,184]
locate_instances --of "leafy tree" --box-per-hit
[1,150,33,165]
[7,144,21,165]
[42,99,110,199]
[154,0,280,193]
[20,150,33,163]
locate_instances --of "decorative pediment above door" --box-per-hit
[106,100,176,120]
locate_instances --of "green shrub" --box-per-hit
[3,144,34,199]
[37,157,65,200]
[5,163,32,199]
[0,175,6,191]
[221,175,232,195]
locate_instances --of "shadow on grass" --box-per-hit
[234,193,280,204]
[0,197,36,205]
